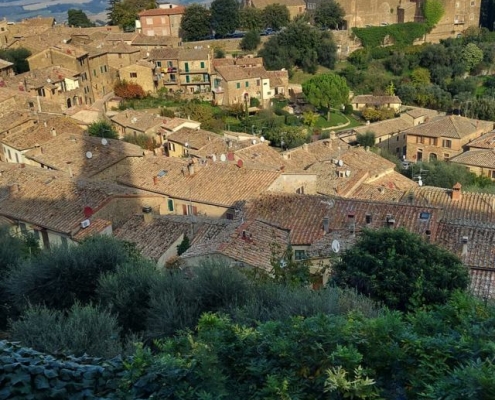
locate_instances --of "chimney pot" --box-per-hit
[452,182,462,201]
[322,216,329,233]
[142,205,153,224]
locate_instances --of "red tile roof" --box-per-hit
[138,6,185,16]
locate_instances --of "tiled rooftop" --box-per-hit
[131,34,181,46]
[111,109,164,132]
[352,95,402,105]
[114,214,189,261]
[138,6,185,16]
[166,128,223,150]
[450,149,495,169]
[466,130,495,149]
[148,48,179,60]
[0,162,150,235]
[351,171,417,202]
[24,134,144,178]
[3,66,80,90]
[352,116,412,138]
[161,117,201,132]
[234,142,297,171]
[2,117,84,150]
[403,106,443,120]
[215,65,268,82]
[182,218,290,271]
[0,111,35,135]
[403,186,495,226]
[403,115,493,139]
[117,155,281,207]
[72,218,112,242]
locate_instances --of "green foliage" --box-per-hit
[352,22,429,48]
[411,159,483,189]
[0,47,31,74]
[108,0,156,30]
[87,120,118,139]
[259,20,336,73]
[214,47,226,58]
[177,235,190,256]
[240,30,261,51]
[97,260,161,334]
[249,97,260,107]
[210,0,239,37]
[361,107,396,122]
[5,235,137,312]
[331,228,469,311]
[262,4,290,30]
[422,0,445,27]
[302,73,350,121]
[461,43,484,72]
[123,132,156,150]
[180,4,211,42]
[67,9,94,27]
[314,0,345,29]
[239,7,264,31]
[411,67,431,86]
[11,303,122,358]
[0,340,126,399]
[302,110,319,127]
[356,131,376,147]
[324,365,380,399]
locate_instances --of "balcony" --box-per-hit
[161,67,178,73]
[180,68,208,74]
[182,79,210,85]
[162,80,178,85]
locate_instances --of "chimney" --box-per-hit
[322,216,329,234]
[302,143,308,151]
[187,163,195,176]
[153,176,158,185]
[386,214,395,227]
[142,205,153,224]
[461,236,469,256]
[51,127,56,137]
[329,131,336,140]
[452,182,462,201]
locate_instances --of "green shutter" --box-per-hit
[168,199,174,211]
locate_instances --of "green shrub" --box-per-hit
[123,133,157,150]
[97,260,161,334]
[87,120,118,139]
[5,235,137,312]
[11,303,122,358]
[353,22,429,48]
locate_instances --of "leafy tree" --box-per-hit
[239,7,264,31]
[0,48,31,74]
[356,131,376,147]
[214,47,226,58]
[262,4,290,30]
[331,228,469,311]
[87,120,118,139]
[302,73,350,120]
[123,132,156,150]
[411,67,431,86]
[97,261,160,334]
[314,0,345,29]
[385,52,409,75]
[177,235,190,256]
[11,303,122,358]
[260,21,336,73]
[317,31,338,69]
[114,80,146,99]
[302,111,319,127]
[109,0,156,30]
[211,0,239,38]
[67,9,94,27]
[179,100,216,129]
[180,4,211,42]
[461,43,484,72]
[5,236,138,312]
[240,30,261,51]
[409,159,478,188]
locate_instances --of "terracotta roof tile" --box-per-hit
[469,268,495,299]
[117,156,281,207]
[72,219,112,242]
[403,115,493,139]
[450,149,495,169]
[167,128,223,150]
[3,66,80,90]
[0,162,151,235]
[352,116,412,138]
[111,109,164,132]
[138,6,185,16]
[131,34,181,46]
[24,134,144,178]
[215,65,268,82]
[114,215,189,261]
[466,130,495,149]
[251,0,305,8]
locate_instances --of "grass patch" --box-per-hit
[289,66,331,85]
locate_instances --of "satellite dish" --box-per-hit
[321,199,335,208]
[418,178,423,186]
[46,78,51,83]
[280,259,287,268]
[260,136,265,142]
[338,160,344,167]
[220,154,226,162]
[101,138,108,146]
[252,139,257,145]
[332,239,340,253]
[85,151,93,159]
[212,154,217,162]
[345,170,351,177]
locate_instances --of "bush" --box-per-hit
[240,30,261,51]
[11,303,122,358]
[97,261,161,335]
[123,133,157,150]
[87,120,118,139]
[5,236,137,312]
[114,80,146,99]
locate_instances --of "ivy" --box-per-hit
[352,22,429,48]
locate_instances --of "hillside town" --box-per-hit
[3,0,495,396]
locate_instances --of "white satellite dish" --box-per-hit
[321,199,335,208]
[101,138,108,146]
[338,160,344,167]
[212,154,217,162]
[252,139,257,145]
[331,239,340,253]
[46,78,51,83]
[280,259,287,268]
[220,154,226,162]
[85,151,93,159]
[260,136,265,142]
[345,170,351,177]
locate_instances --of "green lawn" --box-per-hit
[313,111,364,130]
[289,66,331,85]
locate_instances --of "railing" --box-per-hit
[179,68,209,73]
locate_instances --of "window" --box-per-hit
[295,250,307,260]
[79,58,85,66]
[183,204,197,215]
[444,153,450,160]
[167,61,173,67]
[130,72,137,78]
[490,170,495,179]
[257,79,260,86]
[419,212,431,220]
[471,0,475,5]
[167,198,174,212]
[19,223,27,235]
[296,186,304,194]
[200,61,205,68]
[7,149,11,159]
[245,81,249,87]
[416,136,425,144]
[168,142,175,151]
[396,136,399,141]
[442,139,452,148]
[156,61,162,67]
[236,82,241,89]
[104,65,108,72]
[146,17,153,24]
